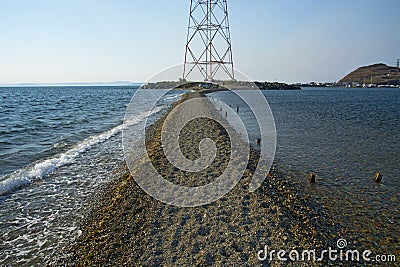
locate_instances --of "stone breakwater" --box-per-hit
[53,91,341,266]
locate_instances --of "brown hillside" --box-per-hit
[339,63,400,86]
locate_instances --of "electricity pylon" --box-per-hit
[183,0,234,81]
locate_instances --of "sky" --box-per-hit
[0,0,399,84]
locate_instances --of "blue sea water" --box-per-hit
[0,86,398,265]
[0,87,132,177]
[0,86,185,265]
[210,87,399,254]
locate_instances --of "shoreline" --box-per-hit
[53,91,341,266]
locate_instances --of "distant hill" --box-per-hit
[339,63,400,86]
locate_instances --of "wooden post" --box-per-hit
[309,171,316,183]
[374,172,382,183]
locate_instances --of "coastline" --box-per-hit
[53,91,341,266]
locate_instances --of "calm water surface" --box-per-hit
[210,87,399,255]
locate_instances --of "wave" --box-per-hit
[0,107,163,196]
[164,93,185,101]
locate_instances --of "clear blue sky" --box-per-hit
[1,0,399,84]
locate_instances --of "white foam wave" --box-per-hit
[0,107,163,196]
[164,93,185,101]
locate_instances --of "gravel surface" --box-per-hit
[52,91,342,266]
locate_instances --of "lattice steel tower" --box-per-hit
[183,0,234,81]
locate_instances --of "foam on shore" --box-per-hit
[0,107,163,196]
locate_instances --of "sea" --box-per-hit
[0,86,185,265]
[209,87,399,256]
[0,86,399,265]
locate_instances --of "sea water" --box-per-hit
[209,87,399,254]
[0,86,185,265]
[1,86,398,264]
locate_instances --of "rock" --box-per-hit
[374,172,382,183]
[309,172,316,183]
